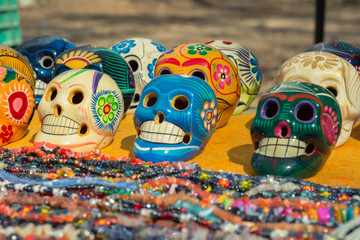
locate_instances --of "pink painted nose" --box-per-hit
[275,121,291,138]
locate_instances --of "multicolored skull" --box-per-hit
[17,35,76,104]
[111,38,167,113]
[54,45,135,112]
[134,74,218,163]
[154,43,240,128]
[274,51,360,147]
[305,41,360,73]
[0,44,35,87]
[0,66,35,145]
[206,40,262,114]
[34,69,124,152]
[251,82,342,178]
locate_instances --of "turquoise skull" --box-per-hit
[133,74,218,163]
[251,82,342,178]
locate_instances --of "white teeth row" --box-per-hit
[42,115,79,135]
[139,120,185,144]
[255,137,307,158]
[35,80,47,97]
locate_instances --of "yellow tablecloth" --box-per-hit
[6,111,360,188]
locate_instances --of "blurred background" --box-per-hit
[3,0,360,111]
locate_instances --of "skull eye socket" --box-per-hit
[143,92,157,107]
[39,56,54,69]
[326,86,338,97]
[159,68,172,75]
[172,95,189,111]
[191,71,206,80]
[45,87,57,102]
[128,60,139,72]
[261,98,279,119]
[295,101,316,123]
[69,90,84,105]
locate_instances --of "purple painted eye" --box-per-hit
[295,101,316,123]
[261,98,279,119]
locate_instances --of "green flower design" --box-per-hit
[97,94,119,124]
[187,44,212,56]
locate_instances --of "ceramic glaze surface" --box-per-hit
[274,51,360,147]
[0,44,35,87]
[133,74,218,163]
[34,69,124,152]
[54,45,134,111]
[206,40,262,114]
[17,35,76,104]
[111,38,166,113]
[0,66,35,146]
[251,82,342,178]
[306,41,360,73]
[154,43,240,128]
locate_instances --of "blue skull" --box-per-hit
[17,35,76,104]
[133,74,218,163]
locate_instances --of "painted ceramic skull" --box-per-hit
[154,43,240,128]
[17,35,76,104]
[251,82,342,178]
[111,38,167,113]
[134,74,218,163]
[0,44,35,87]
[34,69,124,152]
[305,41,360,73]
[54,45,135,112]
[206,40,262,114]
[0,66,35,145]
[274,51,360,147]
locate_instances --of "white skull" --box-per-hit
[110,38,166,113]
[34,69,124,152]
[274,51,360,147]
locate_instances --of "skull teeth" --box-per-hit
[35,80,47,98]
[139,120,185,144]
[255,137,308,158]
[42,115,80,135]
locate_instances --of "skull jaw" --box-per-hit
[251,153,327,178]
[34,132,113,153]
[133,138,201,163]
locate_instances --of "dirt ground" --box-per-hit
[18,0,360,111]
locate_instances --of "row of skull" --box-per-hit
[0,37,359,178]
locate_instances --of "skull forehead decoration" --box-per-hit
[17,35,76,104]
[0,44,35,87]
[274,51,360,147]
[0,66,35,145]
[251,82,342,178]
[34,69,124,152]
[111,38,167,113]
[206,40,262,114]
[134,74,218,163]
[154,43,240,128]
[54,45,135,112]
[305,41,360,72]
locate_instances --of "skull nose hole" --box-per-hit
[78,123,89,136]
[155,112,165,124]
[280,126,288,137]
[305,143,315,155]
[254,141,259,151]
[54,104,62,117]
[182,133,192,144]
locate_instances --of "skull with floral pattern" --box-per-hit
[251,82,342,178]
[111,38,166,113]
[34,69,124,152]
[154,43,240,128]
[206,40,262,114]
[134,74,218,163]
[0,66,35,145]
[274,51,360,147]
